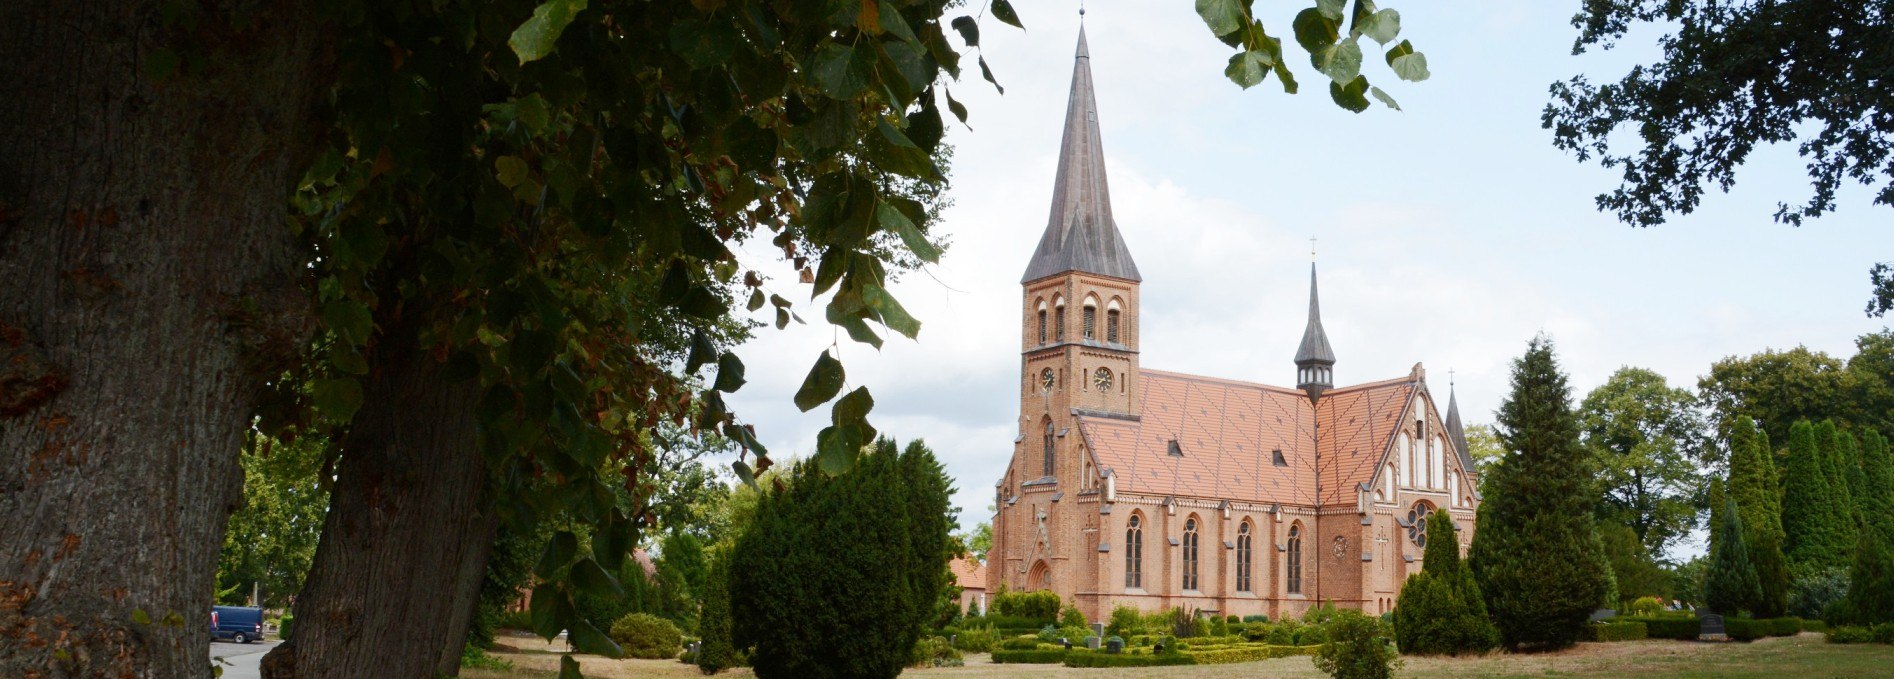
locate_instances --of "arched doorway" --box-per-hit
[1027,560,1051,591]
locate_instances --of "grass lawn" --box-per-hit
[466,633,1894,679]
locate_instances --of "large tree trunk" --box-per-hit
[0,3,323,677]
[262,328,496,679]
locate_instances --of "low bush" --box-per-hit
[1873,623,1894,645]
[1107,606,1144,638]
[992,590,1061,625]
[1060,605,1088,629]
[981,614,1050,632]
[1181,644,1319,664]
[609,613,683,660]
[991,648,1069,663]
[1226,615,1240,624]
[1063,649,1196,667]
[1620,616,1699,640]
[1302,600,1341,625]
[1210,616,1230,637]
[1036,624,1062,643]
[1628,596,1664,617]
[276,614,294,640]
[460,644,513,671]
[1579,621,1648,642]
[1268,619,1301,645]
[998,636,1043,651]
[1768,617,1803,637]
[1296,626,1330,646]
[1312,610,1400,679]
[910,636,963,668]
[1243,614,1270,623]
[1802,618,1829,633]
[951,624,997,652]
[1724,618,1767,642]
[1827,626,1873,644]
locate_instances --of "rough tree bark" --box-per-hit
[0,2,324,677]
[262,323,497,679]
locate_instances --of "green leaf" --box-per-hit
[686,330,717,374]
[877,200,940,263]
[944,87,969,126]
[496,155,530,188]
[310,378,364,421]
[322,300,373,344]
[833,386,875,424]
[1317,0,1346,20]
[878,1,919,43]
[569,557,624,599]
[559,655,582,679]
[1225,50,1271,89]
[793,352,846,412]
[1292,8,1339,54]
[1195,0,1246,37]
[990,0,1023,29]
[593,518,633,572]
[515,94,553,136]
[678,285,726,319]
[509,0,589,64]
[131,608,152,625]
[733,459,756,487]
[775,307,790,329]
[329,343,369,376]
[567,617,623,658]
[536,531,580,578]
[950,16,979,47]
[529,585,565,639]
[1390,51,1429,82]
[862,284,920,339]
[1370,85,1401,110]
[1317,37,1363,84]
[747,289,765,312]
[1357,9,1400,44]
[1329,75,1371,113]
[714,352,747,392]
[978,55,1003,94]
[808,43,873,99]
[816,424,867,474]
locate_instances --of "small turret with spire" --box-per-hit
[1295,246,1335,403]
[1444,374,1476,474]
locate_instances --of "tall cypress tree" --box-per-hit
[1838,430,1869,528]
[1704,499,1762,616]
[1782,420,1849,573]
[695,545,736,674]
[1835,431,1894,627]
[1861,431,1894,538]
[1727,419,1788,617]
[1469,336,1609,650]
[1393,510,1497,655]
[1815,421,1858,552]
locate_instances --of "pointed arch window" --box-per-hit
[1082,303,1097,340]
[1398,433,1413,487]
[1055,300,1066,340]
[1125,514,1144,588]
[1182,517,1201,590]
[1107,309,1121,343]
[1236,521,1254,592]
[1036,300,1048,344]
[1287,523,1304,595]
[1042,419,1056,476]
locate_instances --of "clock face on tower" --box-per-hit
[1093,367,1113,392]
[1040,368,1056,392]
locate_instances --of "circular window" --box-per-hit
[1405,503,1436,548]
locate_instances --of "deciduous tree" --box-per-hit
[1578,367,1706,555]
[1697,348,1853,454]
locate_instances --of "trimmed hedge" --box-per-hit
[1062,649,1195,668]
[997,637,1043,651]
[1620,616,1699,640]
[1827,626,1873,644]
[991,648,1070,663]
[1580,621,1648,642]
[1802,619,1829,633]
[1724,618,1767,642]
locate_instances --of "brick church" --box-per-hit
[988,29,1481,622]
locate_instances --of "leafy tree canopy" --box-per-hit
[1578,366,1706,554]
[1697,346,1852,451]
[216,433,331,608]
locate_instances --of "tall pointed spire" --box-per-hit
[1295,262,1335,401]
[1021,27,1141,284]
[1444,378,1476,472]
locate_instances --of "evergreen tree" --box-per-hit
[1706,476,1727,550]
[1836,526,1894,626]
[1782,420,1850,573]
[1815,421,1859,551]
[1861,431,1894,538]
[1392,510,1497,655]
[1727,419,1789,617]
[1468,336,1610,650]
[1838,430,1869,529]
[730,439,955,679]
[695,545,736,675]
[1704,499,1761,616]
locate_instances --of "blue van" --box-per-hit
[211,606,265,643]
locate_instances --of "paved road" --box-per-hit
[210,639,280,679]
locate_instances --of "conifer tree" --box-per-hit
[1727,419,1789,617]
[695,545,736,675]
[1782,420,1850,573]
[1469,336,1609,650]
[1838,430,1869,528]
[1392,510,1498,655]
[1815,421,1858,550]
[1704,499,1761,616]
[1861,431,1894,537]
[1834,526,1894,627]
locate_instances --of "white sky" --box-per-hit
[718,2,1888,559]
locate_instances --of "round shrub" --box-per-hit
[611,613,684,660]
[1826,626,1872,644]
[1037,624,1062,643]
[1243,614,1270,623]
[1296,626,1330,646]
[1629,596,1664,617]
[1312,610,1401,679]
[1106,606,1144,638]
[993,590,1061,625]
[951,624,998,653]
[1060,605,1088,629]
[1269,620,1301,645]
[276,614,294,640]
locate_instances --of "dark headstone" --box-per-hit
[1106,637,1124,654]
[1699,612,1728,641]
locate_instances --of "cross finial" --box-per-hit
[1449,368,1456,387]
[1079,0,1085,19]
[1310,237,1317,262]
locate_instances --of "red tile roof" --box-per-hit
[949,556,987,591]
[1080,369,1414,507]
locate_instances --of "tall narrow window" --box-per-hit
[1107,309,1121,343]
[1042,419,1055,476]
[1236,522,1254,593]
[1125,514,1144,588]
[1182,517,1201,590]
[1399,433,1413,487]
[1287,524,1304,594]
[1036,309,1047,344]
[1082,305,1097,340]
[1055,303,1065,340]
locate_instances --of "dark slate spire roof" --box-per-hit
[1444,382,1476,472]
[1294,263,1336,366]
[1021,28,1141,284]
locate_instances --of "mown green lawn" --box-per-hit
[466,633,1894,679]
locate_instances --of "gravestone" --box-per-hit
[1092,622,1106,638]
[1698,612,1728,641]
[1105,637,1124,654]
[1085,635,1100,650]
